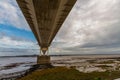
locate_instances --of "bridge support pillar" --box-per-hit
[37,55,50,64]
[37,47,51,65]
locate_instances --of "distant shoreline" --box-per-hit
[0,54,120,58]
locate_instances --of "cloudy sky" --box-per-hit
[0,0,120,56]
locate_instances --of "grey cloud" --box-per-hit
[53,0,120,54]
[0,35,39,49]
[0,0,30,30]
[0,47,39,56]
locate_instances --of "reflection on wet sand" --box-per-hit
[51,55,120,73]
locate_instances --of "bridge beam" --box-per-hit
[41,47,48,55]
[16,0,77,65]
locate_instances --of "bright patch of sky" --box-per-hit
[0,24,35,41]
[0,0,120,56]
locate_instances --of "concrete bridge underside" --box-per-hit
[17,0,76,53]
[17,0,76,64]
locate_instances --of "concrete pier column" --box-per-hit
[37,55,50,64]
[37,47,51,64]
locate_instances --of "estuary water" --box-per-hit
[0,57,36,78]
[0,54,120,79]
